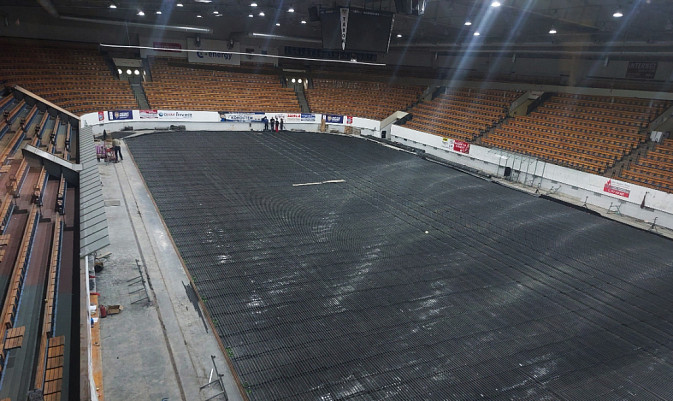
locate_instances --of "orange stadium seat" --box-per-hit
[0,39,138,115]
[619,137,673,192]
[405,88,521,142]
[305,79,424,120]
[143,59,301,112]
[482,93,671,175]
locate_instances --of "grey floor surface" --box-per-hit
[96,141,242,401]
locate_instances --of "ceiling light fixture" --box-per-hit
[248,14,253,17]
[549,28,557,34]
[213,10,219,14]
[300,19,306,24]
[196,14,202,18]
[109,4,117,9]
[491,1,501,7]
[134,69,140,75]
[613,10,623,18]
[473,31,480,36]
[250,2,257,7]
[259,11,265,16]
[288,8,295,13]
[126,69,132,75]
[156,10,162,14]
[276,22,280,26]
[176,3,183,6]
[137,10,145,16]
[117,68,122,74]
[464,20,472,26]
[396,34,402,38]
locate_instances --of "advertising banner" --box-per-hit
[440,137,470,154]
[98,111,104,122]
[220,112,265,122]
[453,140,470,154]
[139,109,158,119]
[157,110,194,120]
[625,61,657,80]
[188,39,241,66]
[241,46,278,66]
[603,179,630,198]
[153,41,182,53]
[139,36,187,59]
[107,110,133,121]
[325,114,344,124]
[284,113,303,122]
[346,116,353,124]
[301,113,316,122]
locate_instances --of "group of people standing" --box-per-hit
[262,116,283,132]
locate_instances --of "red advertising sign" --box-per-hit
[346,116,353,124]
[453,140,470,154]
[153,42,182,52]
[139,109,158,119]
[603,179,630,198]
[98,111,104,121]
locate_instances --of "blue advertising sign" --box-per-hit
[107,110,133,121]
[325,114,343,124]
[300,113,316,122]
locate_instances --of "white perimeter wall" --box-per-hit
[80,110,383,138]
[392,125,673,230]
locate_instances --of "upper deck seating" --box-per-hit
[305,79,424,120]
[143,59,300,112]
[483,94,670,174]
[405,88,521,142]
[0,39,138,115]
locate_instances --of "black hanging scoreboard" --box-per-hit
[320,7,395,53]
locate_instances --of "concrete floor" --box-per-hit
[95,140,244,401]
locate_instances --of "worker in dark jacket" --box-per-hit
[262,116,268,131]
[270,117,275,132]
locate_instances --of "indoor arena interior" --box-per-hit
[0,0,672,400]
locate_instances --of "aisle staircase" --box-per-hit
[606,138,654,177]
[130,83,150,110]
[294,85,310,113]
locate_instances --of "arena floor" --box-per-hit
[127,131,673,401]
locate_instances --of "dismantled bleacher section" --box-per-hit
[0,87,78,401]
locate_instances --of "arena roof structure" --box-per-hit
[1,0,672,53]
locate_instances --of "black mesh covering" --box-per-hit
[127,131,673,400]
